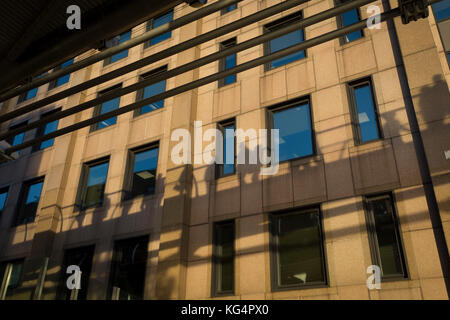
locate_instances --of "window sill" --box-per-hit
[143,37,172,51]
[349,138,390,153]
[335,34,371,51]
[271,282,329,293]
[214,171,239,184]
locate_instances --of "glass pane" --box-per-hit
[224,53,237,85]
[25,88,38,100]
[342,9,363,42]
[20,180,44,224]
[130,147,159,197]
[432,0,450,21]
[225,4,237,13]
[56,59,74,87]
[216,223,234,293]
[98,97,120,129]
[140,80,166,115]
[0,189,8,212]
[110,31,131,63]
[8,261,24,289]
[276,211,324,286]
[109,237,148,300]
[273,102,313,162]
[84,162,109,208]
[150,11,174,45]
[269,27,305,69]
[40,119,59,150]
[369,197,405,277]
[353,84,380,143]
[223,125,235,176]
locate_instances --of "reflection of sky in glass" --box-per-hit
[150,11,174,45]
[56,59,74,87]
[354,85,379,143]
[134,148,159,174]
[110,31,131,63]
[98,97,120,129]
[342,9,363,42]
[223,125,235,176]
[25,88,38,100]
[140,80,166,115]
[273,103,313,162]
[40,119,59,149]
[26,181,44,205]
[269,28,305,69]
[225,4,237,13]
[87,163,109,187]
[0,189,8,212]
[432,1,450,21]
[224,53,237,85]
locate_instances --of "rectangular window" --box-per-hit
[33,109,61,152]
[0,186,9,215]
[432,0,450,21]
[14,177,45,226]
[145,11,174,48]
[108,236,148,300]
[124,144,159,200]
[219,38,237,87]
[348,79,382,144]
[7,122,28,156]
[18,88,38,103]
[104,30,132,66]
[135,66,167,116]
[270,208,327,290]
[336,0,363,43]
[212,221,235,296]
[0,259,24,299]
[264,11,305,70]
[78,159,109,210]
[216,119,236,178]
[91,85,122,131]
[58,246,95,300]
[365,194,408,280]
[221,4,238,15]
[269,98,314,162]
[49,59,74,90]
[432,1,450,66]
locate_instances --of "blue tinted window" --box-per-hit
[8,123,27,156]
[17,179,44,225]
[55,59,74,87]
[39,119,59,150]
[432,0,450,21]
[447,52,450,64]
[107,31,132,64]
[223,124,236,176]
[83,161,109,208]
[223,4,237,13]
[341,9,363,42]
[0,188,8,213]
[25,88,38,100]
[352,83,380,143]
[96,96,120,130]
[149,11,174,46]
[139,79,166,115]
[129,147,159,197]
[220,39,237,86]
[273,102,314,162]
[267,15,305,70]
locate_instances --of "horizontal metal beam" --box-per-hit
[0,0,309,124]
[0,0,375,142]
[0,0,243,103]
[6,5,401,154]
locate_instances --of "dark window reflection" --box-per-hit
[213,221,235,295]
[0,187,8,214]
[216,120,236,178]
[127,146,159,199]
[0,259,24,298]
[15,178,44,226]
[82,161,109,209]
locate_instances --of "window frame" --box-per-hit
[123,142,160,201]
[218,38,237,88]
[48,59,74,91]
[211,220,236,297]
[347,77,383,145]
[144,10,174,49]
[364,193,409,281]
[0,186,10,215]
[32,108,61,153]
[215,118,237,179]
[91,84,122,132]
[14,177,45,227]
[134,66,168,117]
[0,259,25,298]
[76,157,110,211]
[269,207,328,292]
[103,30,132,66]
[263,11,306,71]
[335,0,364,45]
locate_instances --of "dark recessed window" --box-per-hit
[33,108,61,152]
[221,4,238,15]
[7,122,28,156]
[269,98,314,162]
[365,194,408,280]
[219,38,237,87]
[77,159,109,210]
[91,85,122,132]
[18,88,38,103]
[58,246,95,300]
[216,119,236,179]
[108,236,149,300]
[336,0,363,43]
[270,208,327,290]
[104,31,132,66]
[348,78,382,144]
[135,66,167,116]
[0,186,9,215]
[14,177,45,226]
[49,59,74,90]
[0,259,24,298]
[264,11,305,70]
[145,11,174,48]
[212,221,235,296]
[124,144,159,200]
